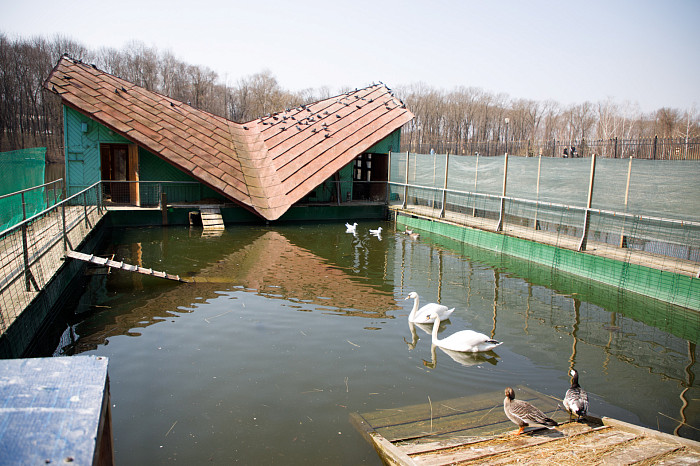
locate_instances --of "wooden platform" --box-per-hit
[0,356,113,465]
[351,385,700,465]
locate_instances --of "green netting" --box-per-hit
[390,152,700,309]
[0,148,48,232]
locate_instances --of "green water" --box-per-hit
[52,222,699,464]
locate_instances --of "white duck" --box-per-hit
[405,291,454,323]
[563,369,588,422]
[369,227,383,236]
[345,222,357,234]
[430,315,502,352]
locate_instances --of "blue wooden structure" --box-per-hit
[0,356,113,465]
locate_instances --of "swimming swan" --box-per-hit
[563,369,588,422]
[405,291,454,323]
[503,387,557,435]
[369,227,383,236]
[345,222,357,234]
[430,315,501,352]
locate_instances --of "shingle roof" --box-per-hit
[44,56,413,220]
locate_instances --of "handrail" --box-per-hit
[0,181,101,238]
[0,178,63,201]
[388,180,700,228]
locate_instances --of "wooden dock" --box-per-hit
[351,385,700,465]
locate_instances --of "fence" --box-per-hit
[388,152,700,278]
[0,182,103,342]
[402,136,700,160]
[0,179,64,234]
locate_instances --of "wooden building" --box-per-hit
[44,56,413,221]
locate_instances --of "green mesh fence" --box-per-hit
[0,148,61,232]
[389,152,700,309]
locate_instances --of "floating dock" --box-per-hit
[351,385,700,465]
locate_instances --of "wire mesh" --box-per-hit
[389,152,700,281]
[0,183,104,343]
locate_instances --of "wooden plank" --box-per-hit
[366,386,565,442]
[66,250,184,282]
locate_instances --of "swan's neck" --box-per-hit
[431,318,441,343]
[408,296,419,320]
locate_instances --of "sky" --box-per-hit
[1,0,698,113]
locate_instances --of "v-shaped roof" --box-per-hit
[44,56,414,220]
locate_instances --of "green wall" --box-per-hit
[396,213,700,312]
[64,106,129,195]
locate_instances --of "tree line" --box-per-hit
[1,33,698,163]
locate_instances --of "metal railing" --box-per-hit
[0,182,103,336]
[402,136,700,160]
[0,178,64,233]
[389,152,700,276]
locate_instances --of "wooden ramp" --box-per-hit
[351,385,700,465]
[200,206,225,231]
[66,250,185,282]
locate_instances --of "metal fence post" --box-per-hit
[472,153,479,217]
[440,153,449,218]
[62,201,67,253]
[533,153,542,230]
[496,154,508,232]
[83,192,89,228]
[619,156,633,248]
[402,151,409,209]
[578,154,597,251]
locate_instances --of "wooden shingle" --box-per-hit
[44,57,413,220]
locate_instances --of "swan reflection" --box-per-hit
[404,320,440,350]
[423,344,499,369]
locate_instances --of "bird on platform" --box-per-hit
[503,387,557,435]
[405,292,454,324]
[430,315,500,352]
[563,369,588,422]
[345,222,357,234]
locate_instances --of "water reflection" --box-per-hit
[422,344,499,369]
[57,228,400,354]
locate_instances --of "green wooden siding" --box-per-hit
[64,106,129,195]
[366,128,401,154]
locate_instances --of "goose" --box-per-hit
[369,227,383,236]
[405,291,454,323]
[430,315,501,352]
[345,222,357,234]
[404,227,414,235]
[563,369,588,422]
[503,387,557,435]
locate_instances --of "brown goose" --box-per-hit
[503,387,557,435]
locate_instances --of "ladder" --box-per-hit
[66,250,185,282]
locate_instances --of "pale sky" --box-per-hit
[2,0,698,113]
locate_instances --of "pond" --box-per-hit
[49,221,699,464]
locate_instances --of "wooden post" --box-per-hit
[402,151,409,209]
[653,135,658,160]
[440,153,449,218]
[578,154,597,251]
[496,154,508,232]
[614,137,618,159]
[619,157,633,248]
[161,192,168,226]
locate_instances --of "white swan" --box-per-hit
[405,291,454,323]
[369,227,382,235]
[430,315,502,352]
[345,222,357,234]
